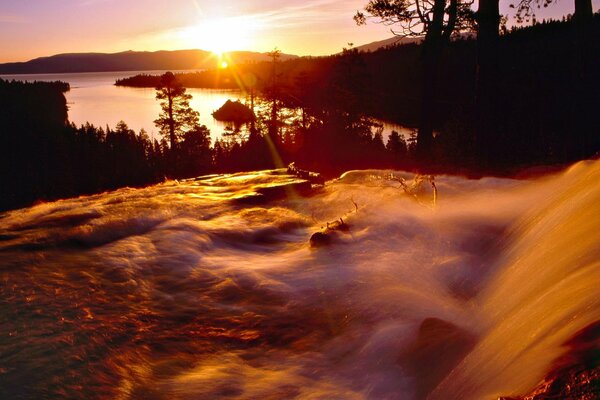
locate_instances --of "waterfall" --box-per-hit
[431,161,600,399]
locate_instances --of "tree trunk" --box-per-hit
[167,88,176,150]
[269,97,279,142]
[249,88,257,141]
[572,0,594,159]
[475,0,500,166]
[443,0,459,41]
[574,0,592,23]
[416,0,446,161]
[416,48,440,160]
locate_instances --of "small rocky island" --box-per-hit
[212,99,254,124]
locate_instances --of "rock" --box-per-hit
[212,99,254,123]
[399,317,476,400]
[235,180,313,204]
[309,231,332,247]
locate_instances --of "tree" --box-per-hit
[572,0,593,22]
[178,125,212,177]
[264,48,282,143]
[504,0,594,164]
[329,47,372,122]
[387,130,408,160]
[154,72,200,149]
[512,0,593,24]
[355,0,474,159]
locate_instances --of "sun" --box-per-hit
[180,16,258,55]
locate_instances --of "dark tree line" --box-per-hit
[355,0,597,168]
[0,79,149,211]
[355,0,475,159]
[0,66,405,211]
[216,15,599,174]
[0,79,210,211]
[117,15,598,170]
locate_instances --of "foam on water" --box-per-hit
[0,163,598,399]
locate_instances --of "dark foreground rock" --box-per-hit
[500,321,600,400]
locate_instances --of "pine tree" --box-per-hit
[154,72,200,149]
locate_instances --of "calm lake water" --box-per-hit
[2,70,411,143]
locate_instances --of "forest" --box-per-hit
[1,14,599,212]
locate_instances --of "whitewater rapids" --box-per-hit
[0,161,598,400]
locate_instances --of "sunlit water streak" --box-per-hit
[0,162,598,399]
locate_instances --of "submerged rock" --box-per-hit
[399,317,476,399]
[235,180,313,205]
[309,218,349,247]
[309,231,332,247]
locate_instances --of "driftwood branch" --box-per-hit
[388,174,437,208]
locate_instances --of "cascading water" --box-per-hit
[0,161,598,400]
[431,160,600,399]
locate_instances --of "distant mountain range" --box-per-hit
[0,36,430,75]
[352,36,422,52]
[351,33,475,53]
[0,49,299,75]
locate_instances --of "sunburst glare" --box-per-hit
[180,16,260,55]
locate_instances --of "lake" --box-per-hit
[1,71,412,143]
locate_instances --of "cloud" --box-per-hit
[78,0,116,6]
[236,0,361,30]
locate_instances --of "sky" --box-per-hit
[1,0,598,62]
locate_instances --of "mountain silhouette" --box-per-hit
[0,49,299,74]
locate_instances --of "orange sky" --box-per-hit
[1,0,597,62]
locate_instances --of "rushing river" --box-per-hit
[0,161,598,399]
[0,71,411,143]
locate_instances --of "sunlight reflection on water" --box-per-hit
[1,71,241,142]
[1,71,411,143]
